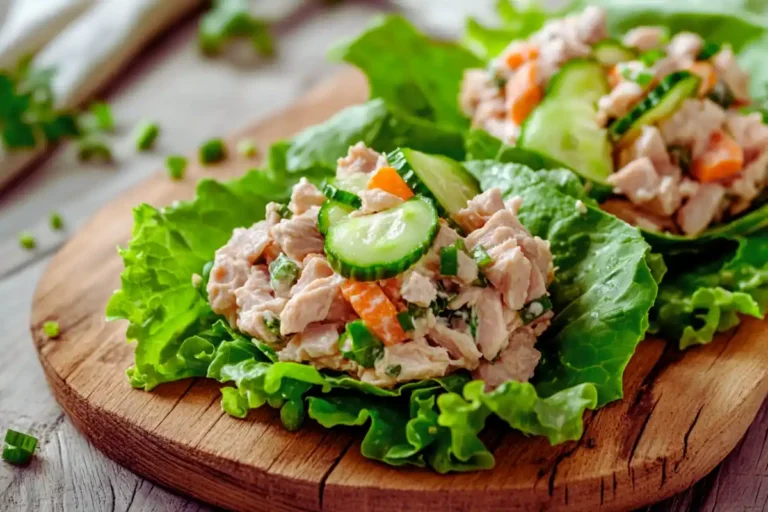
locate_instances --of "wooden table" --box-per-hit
[0,3,765,511]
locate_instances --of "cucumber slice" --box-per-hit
[519,99,614,183]
[325,196,439,281]
[593,39,637,67]
[609,71,700,145]
[546,59,609,105]
[322,173,370,208]
[518,60,613,183]
[389,148,480,220]
[318,200,355,235]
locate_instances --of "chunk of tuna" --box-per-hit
[235,266,287,343]
[601,198,678,233]
[472,327,541,389]
[270,207,324,262]
[278,323,342,362]
[280,274,344,335]
[289,178,326,216]
[359,189,404,214]
[713,47,751,102]
[429,319,482,369]
[623,26,665,52]
[291,255,333,295]
[473,288,508,360]
[400,271,437,307]
[336,142,387,178]
[373,337,451,383]
[660,99,727,157]
[597,81,644,121]
[725,112,768,154]
[207,255,250,326]
[456,251,479,285]
[455,188,506,233]
[667,32,703,59]
[677,183,726,235]
[607,157,661,204]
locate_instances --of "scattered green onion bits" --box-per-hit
[166,155,188,180]
[396,311,415,331]
[237,138,258,157]
[49,212,63,230]
[439,244,459,276]
[135,121,160,151]
[80,102,114,133]
[43,321,60,338]
[3,429,38,465]
[77,136,112,162]
[18,232,35,250]
[200,138,227,164]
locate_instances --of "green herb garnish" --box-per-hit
[135,121,160,151]
[472,245,492,268]
[3,429,38,465]
[43,321,60,338]
[199,138,227,164]
[79,102,114,133]
[385,364,402,378]
[396,311,415,331]
[166,155,188,180]
[697,41,721,61]
[49,212,63,231]
[18,232,35,250]
[199,0,275,57]
[237,138,258,158]
[77,136,112,162]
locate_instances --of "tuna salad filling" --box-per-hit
[206,142,555,389]
[460,6,768,236]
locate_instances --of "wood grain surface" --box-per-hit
[26,67,768,511]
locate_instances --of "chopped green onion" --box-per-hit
[165,155,188,180]
[199,0,275,57]
[43,321,60,338]
[277,203,292,219]
[440,245,459,276]
[18,232,35,250]
[385,364,402,378]
[49,212,63,230]
[237,138,258,158]
[668,145,692,173]
[469,308,479,339]
[338,320,384,368]
[3,429,38,465]
[263,312,281,339]
[134,121,160,151]
[77,136,112,162]
[472,245,492,268]
[199,137,227,164]
[80,102,114,133]
[618,63,654,86]
[639,49,666,67]
[521,295,553,324]
[396,311,415,332]
[697,41,721,61]
[268,254,300,293]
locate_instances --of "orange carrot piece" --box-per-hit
[504,43,539,70]
[691,130,744,182]
[608,65,621,88]
[367,166,414,200]
[379,277,406,311]
[506,61,542,125]
[341,281,407,345]
[689,62,717,96]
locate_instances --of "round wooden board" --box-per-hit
[31,70,768,512]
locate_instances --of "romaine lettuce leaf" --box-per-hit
[465,160,658,405]
[652,235,768,348]
[463,0,551,60]
[332,15,482,130]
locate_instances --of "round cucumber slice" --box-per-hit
[389,148,479,220]
[322,173,370,208]
[592,40,637,67]
[545,59,609,105]
[325,196,439,281]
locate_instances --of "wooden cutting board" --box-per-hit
[30,69,768,512]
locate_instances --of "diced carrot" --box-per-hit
[379,277,406,311]
[691,129,744,183]
[367,166,413,200]
[608,65,621,88]
[504,43,539,70]
[341,281,407,345]
[689,62,717,96]
[506,61,542,125]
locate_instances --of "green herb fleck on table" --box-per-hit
[79,102,114,133]
[3,429,38,466]
[18,232,35,250]
[237,138,258,158]
[166,155,188,180]
[199,0,275,57]
[49,212,64,230]
[77,136,112,162]
[135,121,160,151]
[200,138,227,164]
[43,321,60,338]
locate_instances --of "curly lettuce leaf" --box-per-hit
[653,235,768,348]
[332,15,482,130]
[465,160,658,405]
[462,0,551,60]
